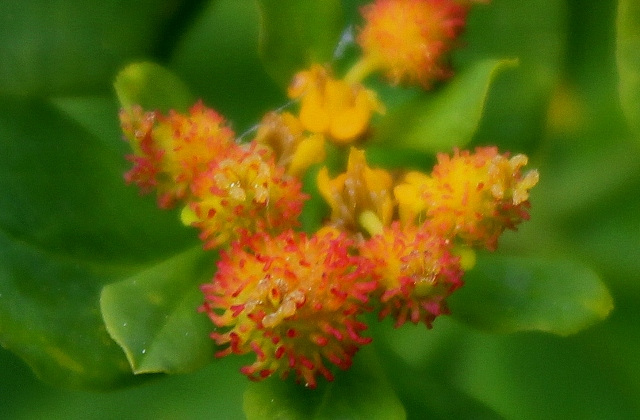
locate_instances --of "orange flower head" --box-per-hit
[395,147,539,250]
[360,223,464,327]
[317,148,394,234]
[288,65,383,143]
[120,101,235,208]
[182,143,308,249]
[357,0,470,88]
[200,230,377,388]
[254,111,326,177]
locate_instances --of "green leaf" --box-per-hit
[3,347,248,419]
[114,62,195,112]
[370,317,506,420]
[243,346,406,420]
[169,0,285,132]
[0,96,197,389]
[454,0,566,151]
[257,0,345,88]
[0,231,151,390]
[0,0,186,96]
[617,0,640,136]
[449,255,614,336]
[373,59,517,153]
[100,247,216,374]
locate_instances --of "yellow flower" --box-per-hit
[395,147,539,250]
[288,65,383,143]
[254,111,326,177]
[120,101,235,208]
[359,223,464,327]
[357,0,471,88]
[200,229,377,388]
[317,148,394,233]
[183,143,307,249]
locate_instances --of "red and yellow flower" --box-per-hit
[181,143,307,249]
[360,223,464,327]
[357,0,471,88]
[120,101,235,208]
[395,147,539,249]
[200,229,377,387]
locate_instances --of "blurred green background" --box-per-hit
[1,0,639,419]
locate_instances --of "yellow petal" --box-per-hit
[288,133,326,176]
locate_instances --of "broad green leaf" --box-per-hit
[454,0,566,151]
[373,59,517,153]
[256,0,345,88]
[451,316,640,419]
[100,247,216,374]
[0,96,197,389]
[449,255,613,336]
[169,0,284,132]
[0,0,187,96]
[390,370,504,420]
[0,230,151,390]
[114,62,195,112]
[1,346,247,419]
[534,138,640,220]
[0,95,195,265]
[617,0,640,136]
[244,346,405,420]
[370,317,505,420]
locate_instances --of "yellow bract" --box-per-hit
[288,65,383,143]
[317,148,394,233]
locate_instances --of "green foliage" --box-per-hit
[454,0,566,150]
[257,0,345,88]
[0,97,194,389]
[0,0,188,96]
[114,62,195,113]
[1,0,639,419]
[617,0,640,136]
[168,0,284,132]
[100,247,216,374]
[449,255,613,335]
[373,59,518,152]
[244,347,405,420]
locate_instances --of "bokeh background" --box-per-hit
[1,0,639,418]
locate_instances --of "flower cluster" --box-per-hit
[120,101,308,248]
[120,0,537,388]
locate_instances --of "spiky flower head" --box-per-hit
[395,147,539,250]
[254,111,326,177]
[317,148,394,234]
[357,0,471,88]
[120,101,235,208]
[359,223,463,327]
[181,143,307,249]
[201,229,377,388]
[288,65,384,143]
